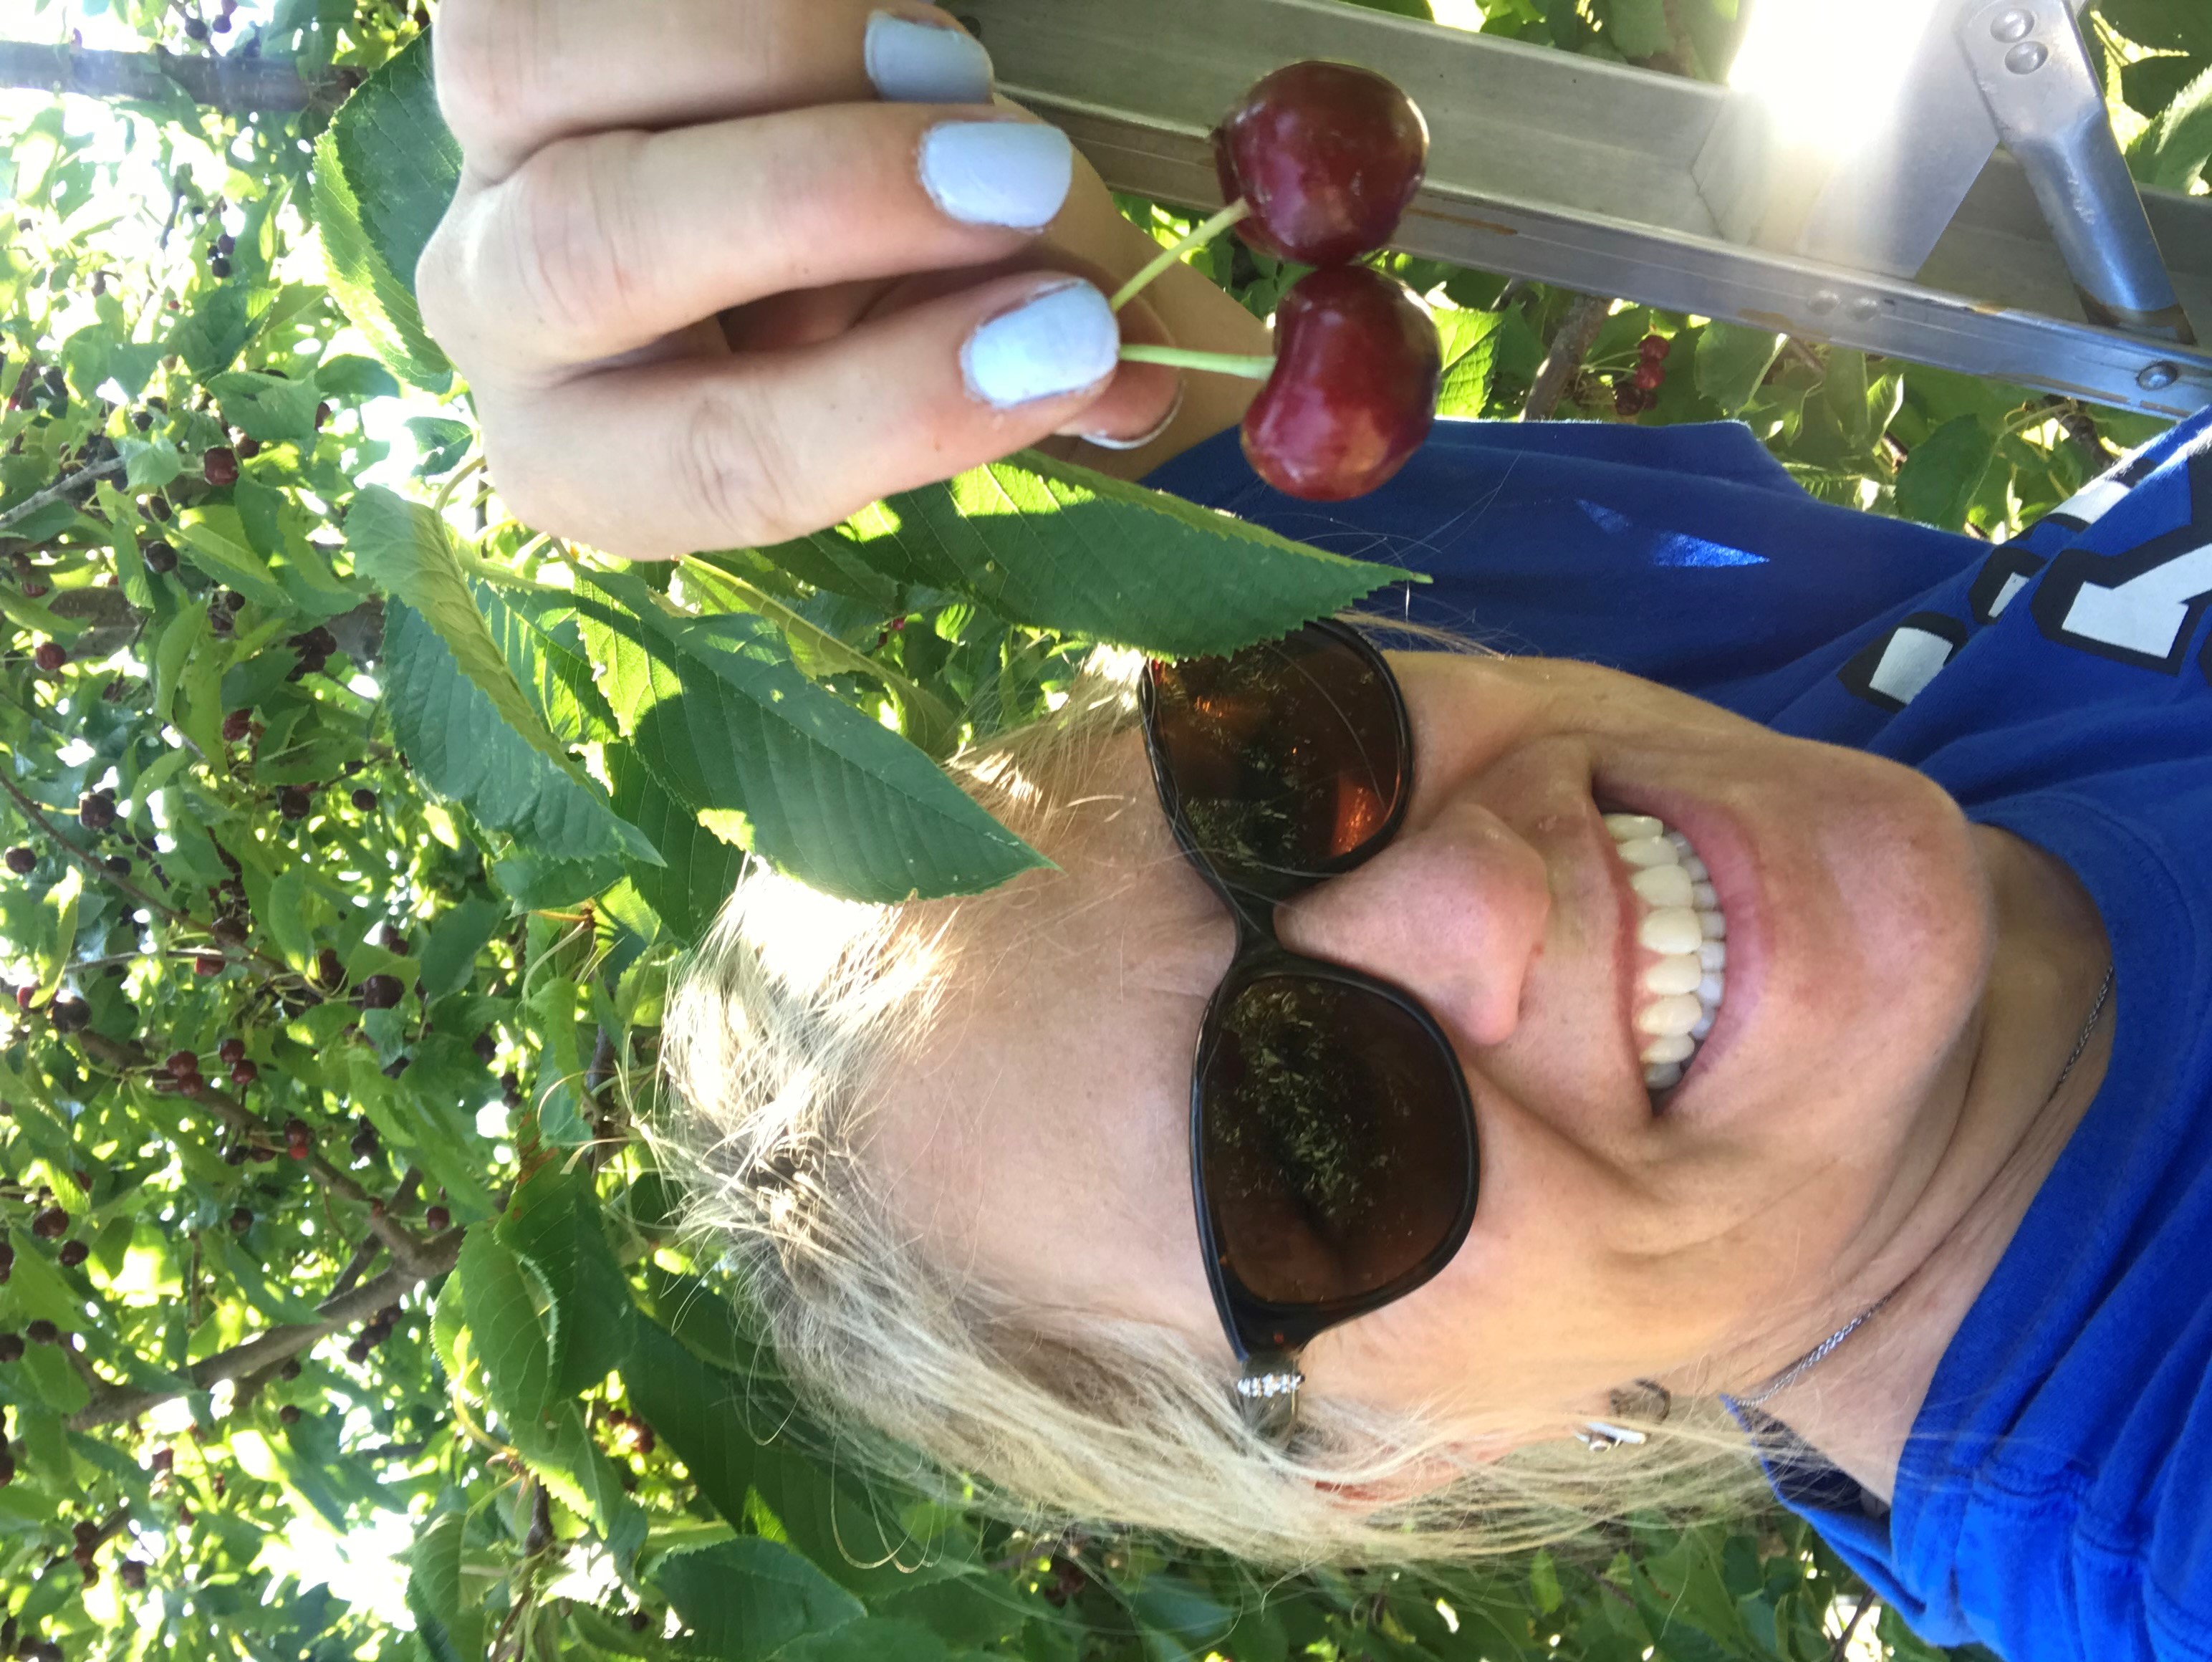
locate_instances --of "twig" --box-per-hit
[1522,294,1614,421]
[0,39,355,115]
[0,456,125,534]
[330,1168,420,1298]
[188,1083,439,1269]
[1829,1596,1877,1661]
[68,1233,465,1431]
[2039,395,2120,469]
[0,765,195,931]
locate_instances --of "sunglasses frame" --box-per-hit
[1140,620,1480,1433]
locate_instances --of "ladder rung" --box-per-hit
[961,0,2212,417]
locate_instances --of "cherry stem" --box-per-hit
[1117,344,1277,380]
[1109,199,1253,312]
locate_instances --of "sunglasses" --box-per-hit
[1140,620,1479,1438]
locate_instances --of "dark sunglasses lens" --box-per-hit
[1199,974,1474,1308]
[1148,625,1405,895]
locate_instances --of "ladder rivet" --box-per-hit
[2004,40,2049,74]
[1848,297,1882,322]
[1989,8,2035,44]
[1808,291,1840,317]
[2138,362,2180,391]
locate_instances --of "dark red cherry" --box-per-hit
[1241,266,1441,502]
[1212,61,1428,268]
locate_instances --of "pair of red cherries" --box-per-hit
[1208,61,1438,501]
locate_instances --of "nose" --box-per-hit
[1274,793,1552,1051]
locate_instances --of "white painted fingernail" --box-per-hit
[962,282,1119,409]
[920,121,1073,230]
[866,12,994,105]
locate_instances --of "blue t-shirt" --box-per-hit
[1146,412,2212,1661]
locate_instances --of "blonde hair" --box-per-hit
[649,630,1776,1570]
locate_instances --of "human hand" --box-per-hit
[417,0,1256,561]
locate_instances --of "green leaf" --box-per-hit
[117,436,183,490]
[779,1620,955,1662]
[166,283,255,380]
[607,741,744,945]
[475,582,620,747]
[1895,415,1997,532]
[1130,1578,1235,1662]
[2140,62,2212,191]
[745,451,1415,660]
[1531,1550,1564,1615]
[651,1538,866,1661]
[456,1226,557,1434]
[172,506,291,610]
[511,1398,647,1554]
[208,370,323,446]
[312,36,459,390]
[408,416,475,477]
[1601,0,1673,59]
[1436,309,1504,419]
[210,1235,327,1323]
[495,1164,635,1398]
[575,574,1043,902]
[350,487,657,865]
[418,896,506,1001]
[491,850,625,910]
[1694,325,1785,416]
[405,1511,486,1662]
[617,1316,958,1598]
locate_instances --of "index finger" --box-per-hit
[436,0,993,181]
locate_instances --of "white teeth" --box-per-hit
[1605,805,1730,1097]
[1636,994,1703,1037]
[1639,908,1703,955]
[1615,836,1678,870]
[1630,865,1694,908]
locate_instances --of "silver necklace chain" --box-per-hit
[1730,960,2115,1412]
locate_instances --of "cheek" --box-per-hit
[1771,762,1993,1098]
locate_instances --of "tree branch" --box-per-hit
[1521,293,1614,421]
[0,764,193,930]
[69,1229,463,1431]
[0,456,124,534]
[186,1083,439,1271]
[0,40,356,116]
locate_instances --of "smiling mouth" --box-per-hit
[1602,813,1728,1096]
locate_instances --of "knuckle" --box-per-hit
[681,388,806,549]
[432,0,547,159]
[499,136,653,347]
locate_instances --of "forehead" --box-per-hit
[863,730,1235,1344]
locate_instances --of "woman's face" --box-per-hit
[873,652,1997,1440]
